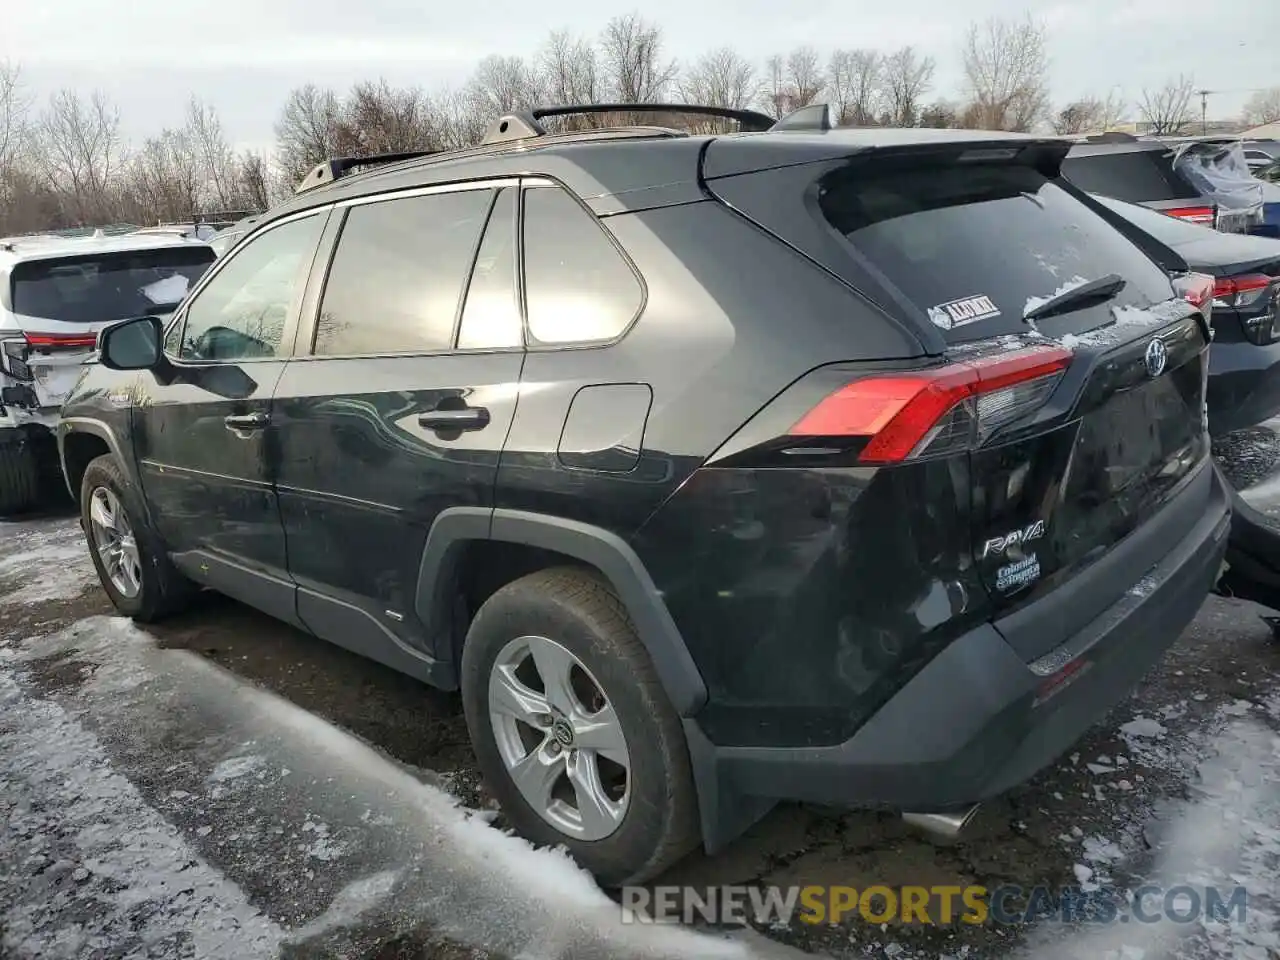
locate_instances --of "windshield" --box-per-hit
[10,246,215,324]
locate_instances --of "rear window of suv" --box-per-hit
[817,161,1178,342]
[11,246,215,324]
[1059,148,1202,203]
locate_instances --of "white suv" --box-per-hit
[0,230,215,512]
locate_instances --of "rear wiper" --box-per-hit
[1023,273,1127,323]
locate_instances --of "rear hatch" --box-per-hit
[1,245,214,409]
[703,137,1213,657]
[1059,146,1217,227]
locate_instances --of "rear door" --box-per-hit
[705,141,1212,653]
[4,245,214,409]
[274,180,524,662]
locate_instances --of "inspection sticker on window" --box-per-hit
[996,553,1041,593]
[927,294,1002,331]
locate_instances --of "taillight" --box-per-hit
[1215,274,1279,345]
[0,338,32,381]
[24,332,99,349]
[1172,272,1217,326]
[789,344,1073,465]
[1166,206,1215,226]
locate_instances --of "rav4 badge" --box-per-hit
[981,519,1046,559]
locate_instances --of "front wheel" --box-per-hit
[460,567,700,886]
[80,454,194,621]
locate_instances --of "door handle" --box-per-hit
[224,412,269,432]
[418,407,490,433]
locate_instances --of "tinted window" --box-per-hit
[314,190,492,356]
[11,247,214,324]
[457,188,522,350]
[179,213,324,361]
[1060,150,1201,202]
[818,162,1176,343]
[522,186,641,344]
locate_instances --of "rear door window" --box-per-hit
[1060,150,1201,202]
[314,189,493,355]
[818,162,1177,343]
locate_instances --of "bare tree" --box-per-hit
[678,48,756,132]
[827,49,881,126]
[236,152,272,212]
[919,100,960,128]
[1099,90,1128,131]
[37,89,123,223]
[428,87,489,150]
[184,98,240,208]
[599,13,677,106]
[468,55,542,119]
[274,84,342,185]
[785,47,825,112]
[1137,75,1196,135]
[961,15,1049,132]
[758,46,826,119]
[759,55,788,119]
[1243,87,1280,127]
[1053,98,1104,135]
[539,30,601,129]
[881,46,935,126]
[0,61,30,182]
[124,127,200,224]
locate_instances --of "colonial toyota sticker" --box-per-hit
[927,294,1002,331]
[996,553,1041,593]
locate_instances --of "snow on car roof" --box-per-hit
[0,230,212,270]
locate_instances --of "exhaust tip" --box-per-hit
[901,805,981,839]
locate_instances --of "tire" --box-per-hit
[0,439,40,516]
[80,454,195,621]
[461,566,700,886]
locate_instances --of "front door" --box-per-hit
[272,183,524,669]
[132,211,330,625]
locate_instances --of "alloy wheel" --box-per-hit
[88,486,142,599]
[488,634,631,840]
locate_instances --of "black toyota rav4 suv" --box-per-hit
[59,102,1232,885]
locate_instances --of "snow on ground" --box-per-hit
[0,518,95,605]
[1,613,799,960]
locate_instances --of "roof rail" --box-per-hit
[295,149,441,195]
[770,102,834,132]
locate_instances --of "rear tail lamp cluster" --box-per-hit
[0,331,98,382]
[1165,206,1215,226]
[788,344,1073,465]
[1172,272,1217,326]
[1214,274,1278,345]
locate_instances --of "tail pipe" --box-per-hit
[901,805,981,839]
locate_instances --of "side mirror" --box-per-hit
[99,315,164,371]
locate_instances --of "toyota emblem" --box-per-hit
[1144,337,1167,378]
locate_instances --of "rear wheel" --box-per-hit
[460,567,700,886]
[80,454,195,621]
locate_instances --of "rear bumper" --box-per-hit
[1207,337,1280,436]
[686,461,1230,844]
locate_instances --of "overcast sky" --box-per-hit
[4,0,1277,153]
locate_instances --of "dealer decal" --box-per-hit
[996,553,1041,593]
[927,294,1002,331]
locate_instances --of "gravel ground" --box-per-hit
[2,430,1279,960]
